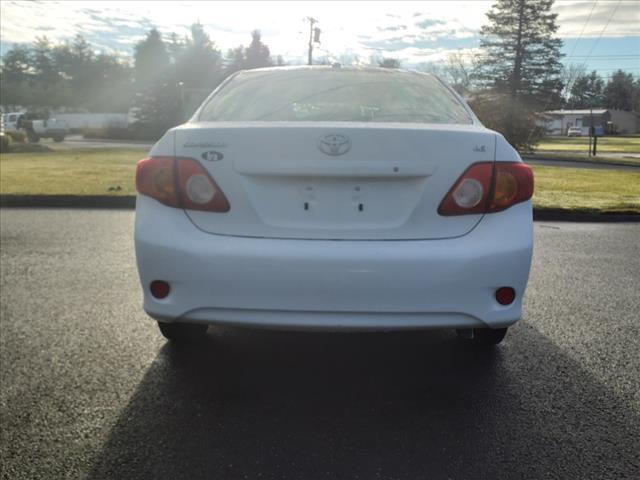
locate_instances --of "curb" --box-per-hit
[0,195,136,209]
[1,195,638,222]
[523,155,640,169]
[533,209,639,223]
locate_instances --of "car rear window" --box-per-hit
[198,69,473,124]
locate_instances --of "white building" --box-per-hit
[540,109,640,135]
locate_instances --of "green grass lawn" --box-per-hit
[0,149,142,195]
[531,165,640,214]
[537,135,640,154]
[1,149,639,214]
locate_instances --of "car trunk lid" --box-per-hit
[174,122,495,240]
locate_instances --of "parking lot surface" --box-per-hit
[1,209,638,479]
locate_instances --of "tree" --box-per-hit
[134,28,170,86]
[469,93,544,152]
[473,0,564,150]
[476,0,564,103]
[559,63,586,105]
[174,23,222,89]
[224,46,246,76]
[442,52,478,95]
[603,70,636,111]
[32,36,59,86]
[166,32,185,66]
[567,70,604,109]
[1,35,132,111]
[378,58,401,69]
[0,45,31,84]
[129,82,179,140]
[244,30,272,69]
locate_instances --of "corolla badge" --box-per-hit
[317,134,351,156]
[201,150,224,161]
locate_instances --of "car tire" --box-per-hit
[457,327,508,346]
[27,134,40,143]
[157,321,208,343]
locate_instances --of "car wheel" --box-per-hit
[157,321,208,343]
[27,134,40,143]
[457,327,508,346]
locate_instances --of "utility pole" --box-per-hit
[589,104,595,156]
[305,17,318,65]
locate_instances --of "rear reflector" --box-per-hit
[136,156,230,212]
[495,287,516,305]
[150,280,170,299]
[438,162,534,216]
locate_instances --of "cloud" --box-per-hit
[415,19,446,29]
[553,0,640,38]
[377,25,408,32]
[0,0,638,68]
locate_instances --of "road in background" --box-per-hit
[41,135,152,150]
[525,157,640,170]
[1,210,639,479]
[34,136,640,170]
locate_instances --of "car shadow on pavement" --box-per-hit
[86,323,639,480]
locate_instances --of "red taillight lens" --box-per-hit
[150,280,170,299]
[438,162,533,216]
[136,156,230,212]
[495,287,516,305]
[136,156,179,208]
[438,163,493,216]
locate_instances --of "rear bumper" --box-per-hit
[135,195,533,331]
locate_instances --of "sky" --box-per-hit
[1,0,639,78]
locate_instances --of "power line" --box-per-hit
[583,0,623,62]
[565,0,598,60]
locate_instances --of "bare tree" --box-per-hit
[560,63,587,105]
[442,52,480,95]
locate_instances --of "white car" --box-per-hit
[135,66,534,346]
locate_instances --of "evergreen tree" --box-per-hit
[175,23,222,89]
[0,45,31,84]
[476,0,564,103]
[244,30,272,69]
[32,36,59,86]
[224,46,246,76]
[603,70,636,111]
[378,58,401,69]
[134,28,170,86]
[567,71,604,109]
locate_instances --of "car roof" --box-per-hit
[236,65,435,77]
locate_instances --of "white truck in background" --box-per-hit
[2,112,68,142]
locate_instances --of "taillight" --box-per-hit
[438,162,533,216]
[136,156,230,212]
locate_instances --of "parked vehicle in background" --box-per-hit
[135,66,534,347]
[567,126,582,137]
[2,112,24,135]
[17,113,68,142]
[0,114,7,150]
[3,112,68,142]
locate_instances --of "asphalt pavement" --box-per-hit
[1,210,639,479]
